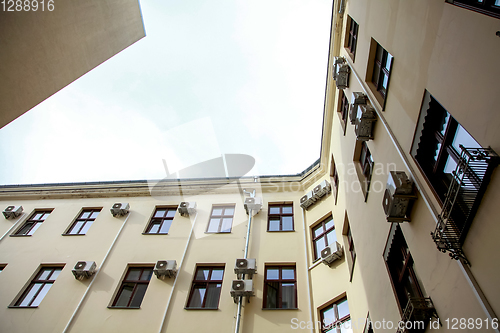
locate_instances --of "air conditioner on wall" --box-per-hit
[2,205,23,219]
[244,197,262,214]
[178,201,196,216]
[300,191,316,210]
[313,180,332,200]
[110,203,130,217]
[230,280,254,299]
[72,261,97,279]
[383,171,417,222]
[321,242,344,266]
[350,92,368,125]
[234,258,257,278]
[355,104,377,141]
[154,260,177,278]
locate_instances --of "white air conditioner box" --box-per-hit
[72,261,97,279]
[110,203,130,217]
[234,258,257,277]
[3,205,23,219]
[178,202,196,216]
[355,104,377,141]
[313,180,332,200]
[383,171,417,222]
[244,197,262,214]
[350,92,368,125]
[321,242,344,265]
[300,191,316,210]
[335,63,350,89]
[230,280,254,298]
[154,260,177,278]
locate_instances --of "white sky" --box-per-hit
[0,0,332,185]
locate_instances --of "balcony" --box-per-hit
[431,146,499,265]
[396,296,438,333]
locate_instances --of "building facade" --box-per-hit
[0,0,499,332]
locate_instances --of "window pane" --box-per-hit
[90,211,100,219]
[40,212,51,220]
[221,218,232,232]
[207,219,219,232]
[313,225,324,238]
[34,213,44,220]
[282,216,293,231]
[282,268,295,280]
[337,299,350,319]
[188,286,206,307]
[268,219,280,231]
[495,0,500,6]
[148,223,160,234]
[452,125,481,152]
[266,269,279,280]
[154,210,166,217]
[281,283,296,308]
[159,220,172,233]
[31,283,52,307]
[322,306,336,327]
[166,209,176,218]
[19,283,42,306]
[325,218,334,230]
[115,284,134,306]
[340,320,353,333]
[196,269,210,280]
[382,73,389,89]
[130,284,148,308]
[126,269,142,281]
[384,53,393,70]
[269,207,281,214]
[49,269,62,281]
[140,269,153,281]
[69,221,84,234]
[80,221,93,234]
[440,112,450,136]
[326,230,338,246]
[315,236,326,258]
[81,212,91,219]
[27,222,42,235]
[205,283,222,308]
[265,281,279,308]
[211,269,224,281]
[282,206,293,214]
[224,208,235,216]
[444,156,458,175]
[212,208,223,216]
[39,269,52,280]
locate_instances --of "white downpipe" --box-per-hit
[0,213,27,242]
[301,208,315,333]
[62,212,132,333]
[158,212,198,333]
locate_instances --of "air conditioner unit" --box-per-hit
[383,171,417,222]
[332,57,346,81]
[110,203,130,217]
[234,258,257,278]
[230,279,254,299]
[244,197,262,214]
[178,201,196,216]
[350,92,368,125]
[335,63,350,89]
[300,191,316,210]
[72,261,97,279]
[154,260,177,278]
[321,241,344,265]
[313,180,331,200]
[3,205,23,219]
[355,104,377,141]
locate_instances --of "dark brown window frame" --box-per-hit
[319,297,351,333]
[337,89,349,135]
[446,0,500,19]
[366,38,393,110]
[347,224,356,264]
[206,205,235,233]
[110,266,154,309]
[330,156,339,204]
[11,265,64,308]
[267,203,294,231]
[12,209,53,236]
[186,266,224,309]
[263,265,297,309]
[144,207,177,234]
[345,16,359,60]
[0,264,6,273]
[359,141,374,190]
[63,208,101,235]
[312,215,337,261]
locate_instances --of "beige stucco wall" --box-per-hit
[0,0,145,128]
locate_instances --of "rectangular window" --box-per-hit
[64,209,100,235]
[312,215,337,261]
[111,266,153,308]
[345,16,359,59]
[447,0,500,19]
[330,157,339,204]
[367,39,393,110]
[0,264,6,273]
[268,204,294,231]
[145,207,176,234]
[13,266,63,307]
[338,90,349,134]
[13,210,52,236]
[186,266,224,309]
[346,225,356,264]
[320,297,351,333]
[206,205,235,233]
[263,265,297,309]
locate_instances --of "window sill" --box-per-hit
[267,230,295,232]
[9,234,31,237]
[141,233,169,235]
[262,307,299,310]
[204,232,231,234]
[107,306,141,309]
[184,307,219,310]
[8,305,38,308]
[309,259,323,270]
[61,234,85,236]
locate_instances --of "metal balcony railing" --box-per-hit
[431,146,498,265]
[396,296,438,333]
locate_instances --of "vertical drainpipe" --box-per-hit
[234,189,256,333]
